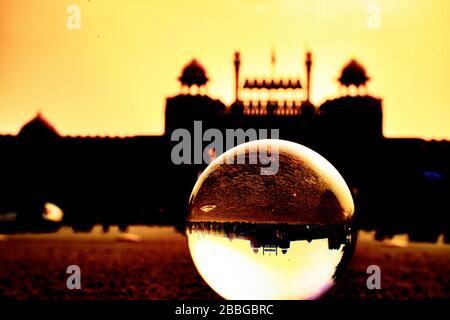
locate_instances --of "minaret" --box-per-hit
[305,51,312,103]
[301,51,315,116]
[234,51,241,102]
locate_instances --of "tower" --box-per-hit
[300,51,315,116]
[234,51,241,102]
[319,59,382,140]
[305,51,312,103]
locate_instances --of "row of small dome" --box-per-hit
[243,79,302,90]
[179,58,370,88]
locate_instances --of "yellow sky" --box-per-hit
[0,0,449,139]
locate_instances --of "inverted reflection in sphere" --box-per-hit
[186,139,356,300]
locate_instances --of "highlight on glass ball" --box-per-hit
[186,139,356,300]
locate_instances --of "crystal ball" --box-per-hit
[186,139,356,300]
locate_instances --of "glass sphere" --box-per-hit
[186,139,356,300]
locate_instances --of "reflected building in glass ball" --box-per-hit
[186,139,356,300]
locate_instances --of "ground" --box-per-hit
[0,227,448,300]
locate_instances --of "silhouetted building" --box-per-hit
[0,51,449,242]
[165,59,225,135]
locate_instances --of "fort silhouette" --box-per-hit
[0,51,448,242]
[186,221,355,253]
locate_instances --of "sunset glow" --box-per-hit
[0,0,449,139]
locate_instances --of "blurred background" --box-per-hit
[0,0,449,300]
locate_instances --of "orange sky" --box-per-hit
[0,0,449,139]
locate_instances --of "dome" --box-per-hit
[338,59,370,87]
[179,59,209,87]
[18,112,59,140]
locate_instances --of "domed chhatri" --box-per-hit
[338,59,370,88]
[179,59,209,88]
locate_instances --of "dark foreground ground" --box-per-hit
[0,227,449,300]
